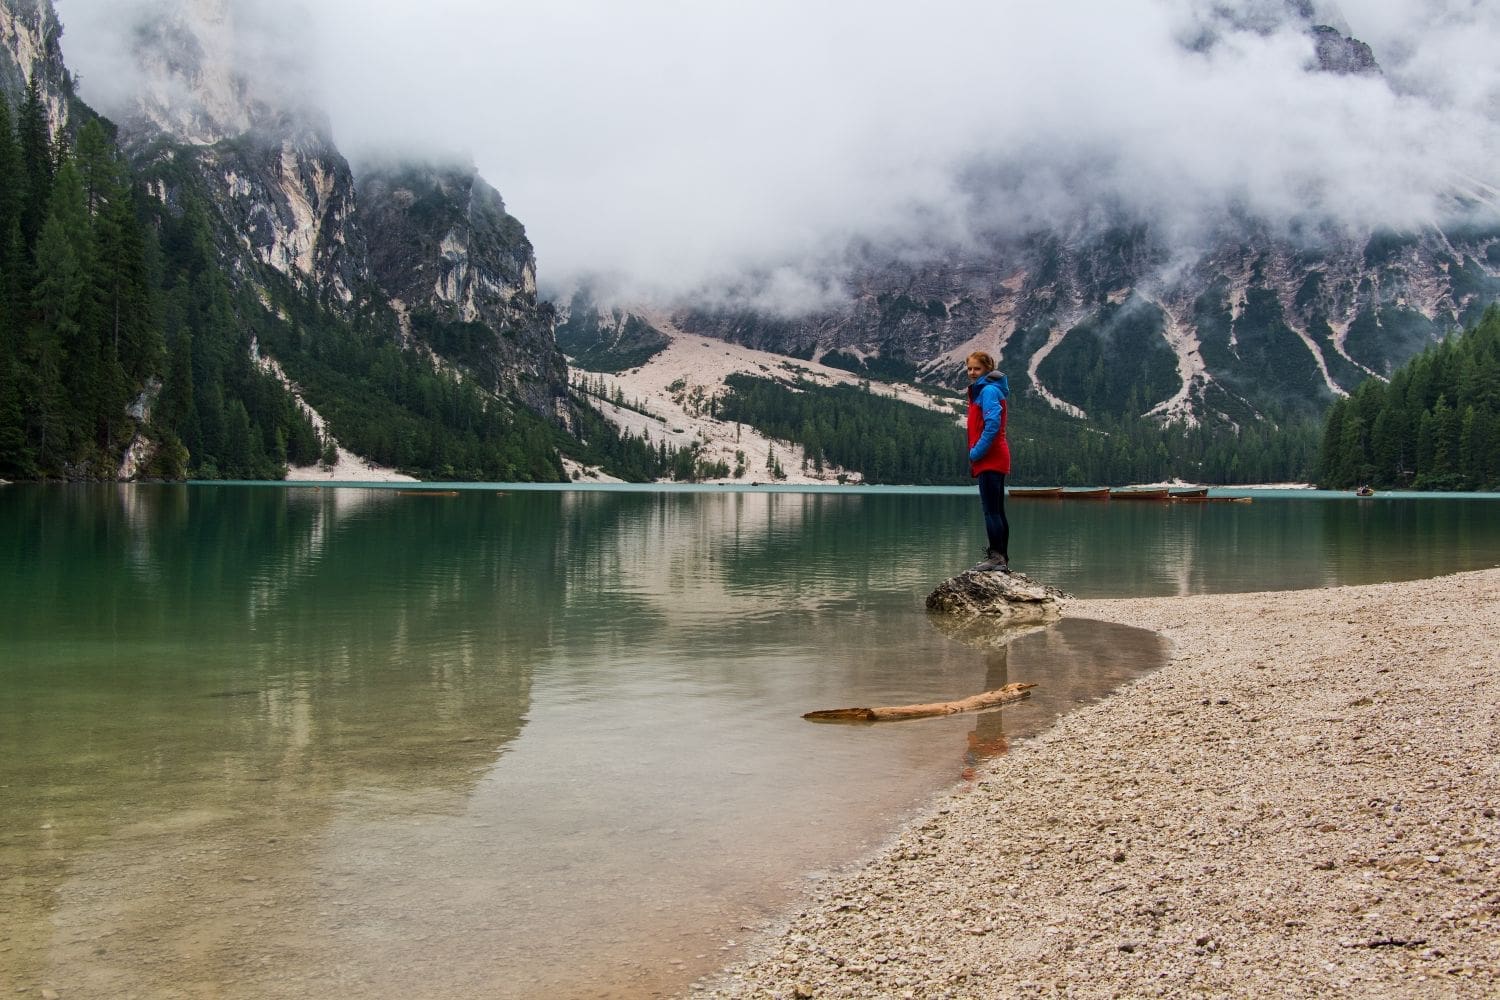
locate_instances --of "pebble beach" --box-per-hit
[697,567,1500,999]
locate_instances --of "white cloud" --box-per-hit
[54,0,1500,306]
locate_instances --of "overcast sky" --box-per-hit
[54,0,1500,308]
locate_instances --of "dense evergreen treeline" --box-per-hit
[718,375,959,483]
[718,373,1320,486]
[245,277,567,482]
[146,186,327,480]
[1015,409,1319,487]
[1317,306,1500,490]
[567,396,705,481]
[0,84,327,480]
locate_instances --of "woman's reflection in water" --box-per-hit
[962,646,1011,781]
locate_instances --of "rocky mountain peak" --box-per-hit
[63,0,569,419]
[1310,24,1379,76]
[92,0,360,301]
[357,159,564,412]
[113,0,323,146]
[1177,1,1376,77]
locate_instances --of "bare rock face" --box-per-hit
[555,291,671,373]
[105,0,375,305]
[0,0,75,130]
[1311,25,1379,76]
[925,570,1069,623]
[134,118,369,304]
[357,161,567,413]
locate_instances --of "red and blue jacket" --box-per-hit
[967,371,1011,477]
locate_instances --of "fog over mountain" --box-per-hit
[54,0,1500,310]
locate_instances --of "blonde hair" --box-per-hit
[966,351,996,374]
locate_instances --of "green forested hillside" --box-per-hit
[717,373,1319,486]
[1034,298,1181,420]
[1317,306,1500,490]
[0,83,348,480]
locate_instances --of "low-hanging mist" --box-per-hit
[53,0,1500,312]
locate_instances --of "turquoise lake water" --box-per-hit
[2,483,1498,998]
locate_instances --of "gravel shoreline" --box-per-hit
[696,568,1500,999]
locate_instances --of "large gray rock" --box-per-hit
[925,570,1069,623]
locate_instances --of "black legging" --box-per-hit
[976,470,1009,559]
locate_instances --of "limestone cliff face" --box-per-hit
[357,162,565,413]
[105,0,367,303]
[114,0,266,145]
[554,291,671,374]
[0,0,74,130]
[131,116,368,305]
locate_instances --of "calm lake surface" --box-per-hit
[4,484,1499,998]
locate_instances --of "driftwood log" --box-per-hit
[804,682,1036,723]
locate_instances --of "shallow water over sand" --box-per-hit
[3,484,1498,997]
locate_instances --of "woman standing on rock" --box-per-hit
[966,351,1011,573]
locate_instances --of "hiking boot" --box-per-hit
[973,550,1010,573]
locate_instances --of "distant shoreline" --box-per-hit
[698,567,1500,997]
[9,480,1500,500]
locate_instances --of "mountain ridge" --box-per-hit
[561,12,1500,434]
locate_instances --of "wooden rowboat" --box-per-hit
[1110,487,1171,500]
[1060,486,1111,499]
[1008,486,1063,498]
[1169,487,1210,499]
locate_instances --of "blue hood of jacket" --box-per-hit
[968,370,1009,402]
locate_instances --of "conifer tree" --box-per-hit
[1317,307,1500,490]
[29,214,87,466]
[73,120,121,218]
[0,96,21,251]
[0,97,23,471]
[16,78,53,251]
